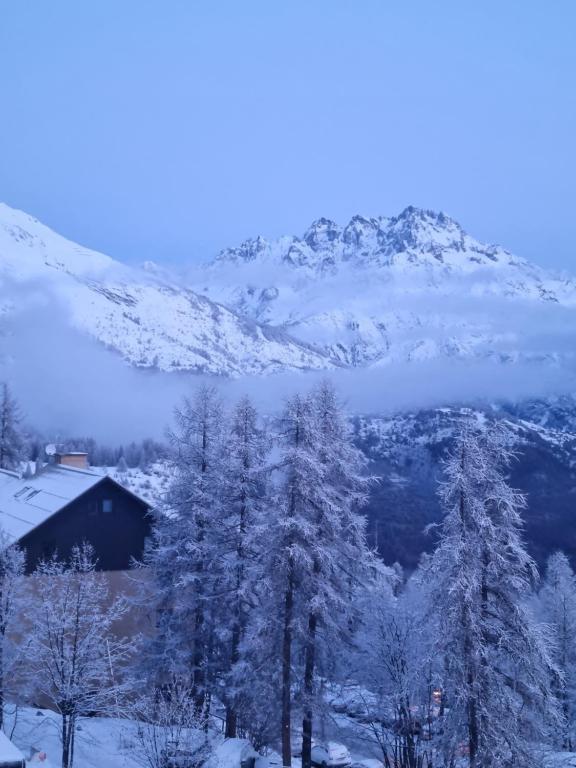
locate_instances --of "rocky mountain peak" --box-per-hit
[216,234,269,265]
[342,215,381,250]
[381,206,466,259]
[303,217,341,250]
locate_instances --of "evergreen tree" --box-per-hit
[143,386,226,718]
[300,381,374,768]
[0,384,24,471]
[430,423,557,768]
[254,382,374,766]
[267,391,320,767]
[220,395,270,737]
[539,551,576,749]
[0,529,25,730]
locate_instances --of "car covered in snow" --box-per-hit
[160,741,208,768]
[255,754,282,768]
[310,742,352,768]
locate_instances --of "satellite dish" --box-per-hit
[45,444,57,457]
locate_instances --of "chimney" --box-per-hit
[55,452,89,470]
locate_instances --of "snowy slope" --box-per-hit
[0,203,332,375]
[355,397,576,568]
[199,207,576,367]
[1,202,575,376]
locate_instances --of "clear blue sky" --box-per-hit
[1,1,575,270]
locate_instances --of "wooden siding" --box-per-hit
[18,477,152,574]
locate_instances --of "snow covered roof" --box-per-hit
[0,731,24,764]
[0,463,106,544]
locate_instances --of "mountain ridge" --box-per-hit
[0,202,334,375]
[199,205,576,369]
[1,201,575,379]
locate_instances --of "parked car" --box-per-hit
[160,742,208,768]
[291,735,315,757]
[310,743,352,768]
[255,754,282,768]
[241,742,259,768]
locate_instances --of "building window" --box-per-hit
[102,499,113,514]
[42,539,56,558]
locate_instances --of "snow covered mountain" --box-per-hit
[199,206,576,368]
[0,203,332,375]
[355,396,576,568]
[1,202,575,378]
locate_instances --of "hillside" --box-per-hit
[356,396,576,568]
[200,206,576,368]
[1,202,575,379]
[0,203,331,375]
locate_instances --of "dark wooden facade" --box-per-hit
[18,477,152,574]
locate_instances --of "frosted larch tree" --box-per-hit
[430,422,557,768]
[539,551,576,749]
[143,385,227,719]
[0,384,25,471]
[0,528,24,730]
[220,395,270,737]
[300,381,374,768]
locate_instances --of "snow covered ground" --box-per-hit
[5,706,139,768]
[545,753,576,767]
[105,462,173,507]
[4,702,575,768]
[0,695,390,768]
[4,706,257,768]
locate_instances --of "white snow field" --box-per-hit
[1,202,576,376]
[4,706,265,768]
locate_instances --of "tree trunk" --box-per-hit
[0,634,4,731]
[193,423,209,717]
[192,603,205,715]
[467,689,478,768]
[458,466,479,768]
[301,612,318,768]
[62,714,71,768]
[225,480,248,738]
[224,609,241,736]
[225,705,238,739]
[0,572,4,731]
[282,575,294,768]
[69,716,76,768]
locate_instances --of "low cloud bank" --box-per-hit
[0,285,574,443]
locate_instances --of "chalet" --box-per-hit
[0,451,152,573]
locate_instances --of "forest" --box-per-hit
[0,380,573,768]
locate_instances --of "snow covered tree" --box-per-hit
[299,380,374,768]
[266,391,320,766]
[219,395,270,738]
[143,385,227,719]
[430,423,557,768]
[116,455,128,476]
[538,551,576,749]
[355,567,438,768]
[0,384,25,471]
[0,529,25,730]
[25,543,134,768]
[252,382,374,766]
[130,678,210,768]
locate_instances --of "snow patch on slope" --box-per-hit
[0,203,333,376]
[198,206,576,369]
